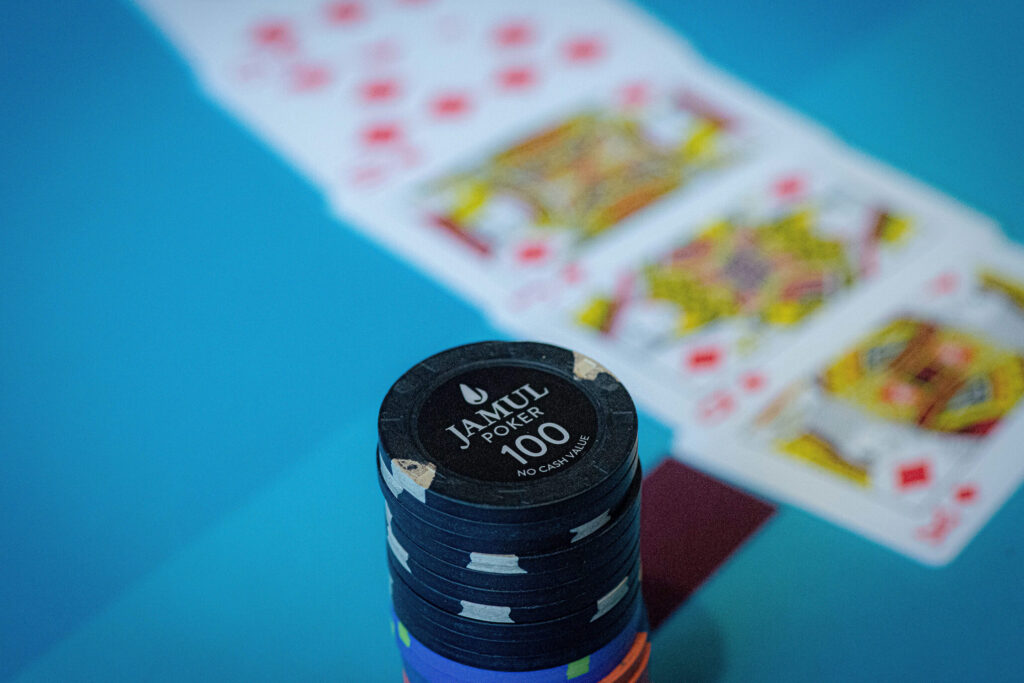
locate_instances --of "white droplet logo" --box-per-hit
[460,383,488,405]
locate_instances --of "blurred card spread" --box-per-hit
[134,0,1022,565]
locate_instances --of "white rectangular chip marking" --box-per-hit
[571,510,611,542]
[386,526,411,573]
[591,576,630,622]
[466,552,527,574]
[459,601,514,623]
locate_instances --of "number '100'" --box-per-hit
[500,422,570,464]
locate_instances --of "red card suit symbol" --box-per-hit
[687,347,723,371]
[253,20,295,51]
[915,507,958,545]
[516,242,549,263]
[564,37,604,63]
[929,271,959,295]
[363,123,401,145]
[896,460,932,490]
[740,372,765,392]
[698,391,735,422]
[954,484,978,503]
[563,263,584,284]
[774,175,804,198]
[326,2,365,25]
[362,78,399,102]
[432,93,471,118]
[290,64,331,92]
[498,66,536,90]
[620,82,649,107]
[494,21,533,47]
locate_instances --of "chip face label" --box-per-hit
[417,365,598,482]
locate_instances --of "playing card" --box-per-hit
[134,0,701,81]
[675,238,1024,565]
[132,0,843,311]
[499,140,1002,433]
[339,54,839,312]
[130,0,1018,567]
[133,0,704,195]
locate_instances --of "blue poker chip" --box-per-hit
[392,599,646,682]
[377,342,638,525]
[401,664,431,683]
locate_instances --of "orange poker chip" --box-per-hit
[598,631,650,683]
[626,641,651,683]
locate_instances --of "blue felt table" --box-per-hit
[2,1,1022,681]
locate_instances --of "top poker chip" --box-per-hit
[377,341,637,524]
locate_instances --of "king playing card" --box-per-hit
[682,240,1024,564]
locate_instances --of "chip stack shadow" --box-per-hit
[377,341,649,681]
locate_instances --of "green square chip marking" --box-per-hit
[566,655,591,679]
[397,621,411,648]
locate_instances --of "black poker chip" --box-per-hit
[377,442,638,540]
[378,450,639,555]
[387,531,641,620]
[378,341,638,524]
[385,467,642,591]
[377,341,643,672]
[390,568,645,670]
[388,547,640,644]
[386,509,640,594]
[389,558,642,647]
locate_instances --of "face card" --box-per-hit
[678,241,1024,564]
[344,57,834,311]
[504,142,1000,431]
[416,82,750,270]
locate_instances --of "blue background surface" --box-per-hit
[2,1,1021,680]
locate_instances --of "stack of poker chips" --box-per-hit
[377,342,649,682]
